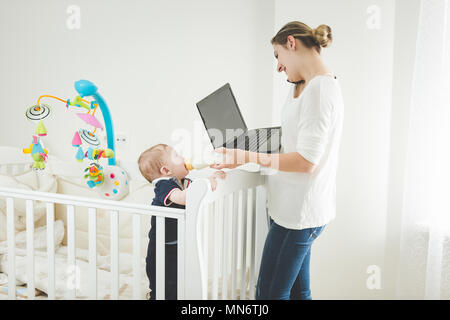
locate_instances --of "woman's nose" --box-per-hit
[277,62,284,73]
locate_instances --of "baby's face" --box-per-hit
[163,147,189,179]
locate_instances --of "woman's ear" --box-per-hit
[286,35,296,50]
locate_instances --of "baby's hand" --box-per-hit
[208,170,226,191]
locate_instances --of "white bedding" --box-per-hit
[0,220,149,299]
[0,168,57,241]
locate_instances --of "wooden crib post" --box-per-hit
[184,178,210,300]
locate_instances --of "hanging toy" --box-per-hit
[84,147,114,161]
[67,96,91,111]
[35,120,47,137]
[24,104,51,170]
[76,113,104,131]
[25,104,51,122]
[24,80,130,200]
[84,162,105,188]
[75,147,85,162]
[71,131,85,162]
[23,135,48,170]
[79,128,100,147]
[72,131,82,147]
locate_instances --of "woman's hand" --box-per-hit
[208,170,226,191]
[209,147,248,170]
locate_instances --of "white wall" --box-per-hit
[0,0,275,164]
[273,0,395,299]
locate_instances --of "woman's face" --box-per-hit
[273,36,307,82]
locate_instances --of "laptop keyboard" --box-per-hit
[225,128,277,152]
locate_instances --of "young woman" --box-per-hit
[210,21,344,300]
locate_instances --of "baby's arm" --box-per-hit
[168,171,226,204]
[168,189,187,206]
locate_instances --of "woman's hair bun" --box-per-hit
[312,24,332,48]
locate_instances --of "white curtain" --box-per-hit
[397,0,450,299]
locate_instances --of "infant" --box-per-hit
[138,143,225,300]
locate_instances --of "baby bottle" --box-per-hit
[184,152,224,171]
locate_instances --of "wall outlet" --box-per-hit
[115,132,129,148]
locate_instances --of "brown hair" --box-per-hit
[138,143,169,183]
[271,21,332,54]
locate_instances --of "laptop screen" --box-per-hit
[196,83,247,149]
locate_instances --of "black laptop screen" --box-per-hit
[196,83,247,149]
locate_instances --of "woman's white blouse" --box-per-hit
[266,75,344,230]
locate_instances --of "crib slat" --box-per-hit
[177,216,185,300]
[203,203,209,298]
[110,210,119,300]
[26,199,35,300]
[132,214,142,300]
[221,195,229,299]
[240,188,248,300]
[249,187,257,299]
[46,203,55,300]
[67,205,76,299]
[6,197,16,300]
[231,191,239,299]
[88,207,97,299]
[212,200,220,300]
[254,185,268,286]
[156,216,165,300]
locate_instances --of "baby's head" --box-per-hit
[138,143,189,183]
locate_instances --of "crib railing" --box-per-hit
[184,169,268,300]
[0,169,268,300]
[0,186,185,300]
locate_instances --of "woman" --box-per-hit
[210,21,344,300]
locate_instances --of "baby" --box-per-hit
[137,143,225,300]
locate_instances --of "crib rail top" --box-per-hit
[0,186,185,219]
[189,168,266,203]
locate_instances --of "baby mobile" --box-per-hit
[23,80,129,200]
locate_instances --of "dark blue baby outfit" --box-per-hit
[146,176,191,300]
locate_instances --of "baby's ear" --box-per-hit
[160,165,171,175]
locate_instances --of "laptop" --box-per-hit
[196,83,281,153]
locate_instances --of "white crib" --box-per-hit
[0,146,269,300]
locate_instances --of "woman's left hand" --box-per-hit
[210,147,248,170]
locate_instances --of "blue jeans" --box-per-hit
[255,218,325,300]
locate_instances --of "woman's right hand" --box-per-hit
[209,147,246,170]
[209,163,239,170]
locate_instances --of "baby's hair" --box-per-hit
[138,143,170,183]
[271,21,332,54]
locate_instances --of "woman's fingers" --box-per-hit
[210,163,239,169]
[210,163,233,169]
